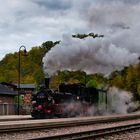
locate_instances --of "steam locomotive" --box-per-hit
[31,78,107,119]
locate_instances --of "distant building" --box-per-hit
[0,83,17,115]
[14,84,36,105]
[0,82,36,115]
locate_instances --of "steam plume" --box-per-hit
[106,87,138,114]
[43,35,138,76]
[43,0,140,76]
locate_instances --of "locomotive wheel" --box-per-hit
[45,113,55,119]
[37,113,46,119]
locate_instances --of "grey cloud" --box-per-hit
[32,0,72,11]
[97,0,140,5]
[111,23,130,30]
[1,0,140,65]
[79,0,140,32]
[117,0,140,5]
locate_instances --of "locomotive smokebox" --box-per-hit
[44,75,50,89]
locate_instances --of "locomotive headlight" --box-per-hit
[32,101,36,104]
[77,96,80,100]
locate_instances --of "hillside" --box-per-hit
[0,40,140,100]
[0,41,57,84]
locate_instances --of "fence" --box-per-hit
[0,104,31,115]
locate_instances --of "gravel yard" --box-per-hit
[0,119,140,140]
[99,130,140,140]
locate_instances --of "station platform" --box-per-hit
[0,115,31,121]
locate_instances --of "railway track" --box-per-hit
[0,113,140,139]
[0,113,140,133]
[29,121,140,140]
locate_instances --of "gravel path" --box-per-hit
[98,130,140,140]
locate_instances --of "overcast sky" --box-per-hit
[0,0,140,61]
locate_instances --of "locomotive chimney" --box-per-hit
[44,74,50,89]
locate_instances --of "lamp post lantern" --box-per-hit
[17,45,27,115]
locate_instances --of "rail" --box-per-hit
[0,113,140,133]
[29,122,140,140]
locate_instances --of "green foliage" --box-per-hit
[14,95,23,104]
[0,41,58,85]
[86,79,98,88]
[42,40,60,51]
[72,33,104,39]
[109,64,140,100]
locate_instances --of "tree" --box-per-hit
[86,79,98,88]
[42,41,60,51]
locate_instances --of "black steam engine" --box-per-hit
[31,78,107,119]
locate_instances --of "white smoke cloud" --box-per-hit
[43,0,140,76]
[87,87,138,115]
[43,34,138,76]
[106,87,138,114]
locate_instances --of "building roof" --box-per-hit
[14,84,36,89]
[1,82,17,88]
[0,84,17,96]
